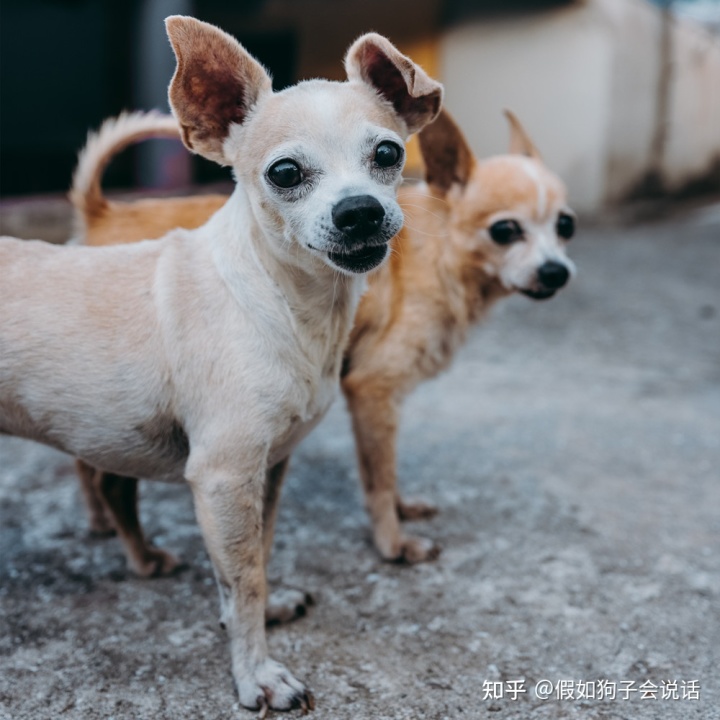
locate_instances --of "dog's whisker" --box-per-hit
[399,191,451,208]
[398,221,445,239]
[399,202,449,222]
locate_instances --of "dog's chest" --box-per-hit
[415,323,464,379]
[268,294,356,464]
[401,287,467,381]
[269,367,337,466]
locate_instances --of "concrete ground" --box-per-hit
[1,199,719,720]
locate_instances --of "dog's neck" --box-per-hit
[454,245,509,325]
[208,186,364,377]
[405,183,508,327]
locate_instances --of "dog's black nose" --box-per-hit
[537,261,570,289]
[332,195,385,240]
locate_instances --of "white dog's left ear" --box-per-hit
[345,33,443,136]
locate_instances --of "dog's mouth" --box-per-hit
[327,243,388,274]
[521,288,557,301]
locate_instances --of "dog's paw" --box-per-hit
[376,531,441,564]
[399,535,441,564]
[235,659,314,714]
[131,546,184,578]
[265,588,314,626]
[385,535,440,564]
[396,496,438,521]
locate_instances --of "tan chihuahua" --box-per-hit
[0,16,442,712]
[343,108,576,563]
[68,105,575,573]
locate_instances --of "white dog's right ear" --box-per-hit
[504,109,542,161]
[166,16,272,165]
[345,33,443,136]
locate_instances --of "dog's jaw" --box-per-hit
[326,243,389,274]
[520,287,557,301]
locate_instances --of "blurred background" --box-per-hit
[1,0,719,217]
[2,6,719,718]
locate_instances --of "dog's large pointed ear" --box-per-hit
[345,34,443,136]
[166,16,272,165]
[504,109,542,161]
[418,107,475,195]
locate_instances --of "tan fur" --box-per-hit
[1,16,443,713]
[69,110,228,246]
[68,106,575,572]
[344,111,575,561]
[504,108,543,159]
[83,195,227,246]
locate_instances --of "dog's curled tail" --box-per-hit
[70,110,181,222]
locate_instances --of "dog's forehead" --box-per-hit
[245,80,404,156]
[463,155,567,225]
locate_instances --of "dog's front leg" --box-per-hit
[188,453,313,712]
[343,377,440,564]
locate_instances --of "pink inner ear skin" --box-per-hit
[362,44,441,133]
[166,17,273,162]
[179,60,246,144]
[364,46,413,114]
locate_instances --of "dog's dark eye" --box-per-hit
[556,212,575,240]
[489,219,523,245]
[268,159,302,189]
[374,141,402,168]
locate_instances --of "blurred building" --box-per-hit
[438,0,720,210]
[1,0,718,213]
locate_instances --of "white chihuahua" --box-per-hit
[0,16,442,712]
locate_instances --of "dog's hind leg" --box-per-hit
[97,472,182,578]
[75,459,116,536]
[262,457,314,625]
[343,375,440,564]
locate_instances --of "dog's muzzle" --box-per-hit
[327,195,390,273]
[522,260,570,300]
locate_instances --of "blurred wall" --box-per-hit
[441,3,613,211]
[2,0,717,210]
[440,0,720,212]
[662,12,720,194]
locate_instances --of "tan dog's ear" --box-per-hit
[345,33,443,136]
[504,109,542,160]
[166,16,272,165]
[418,107,475,195]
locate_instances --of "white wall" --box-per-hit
[603,0,664,202]
[439,0,720,213]
[663,17,720,191]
